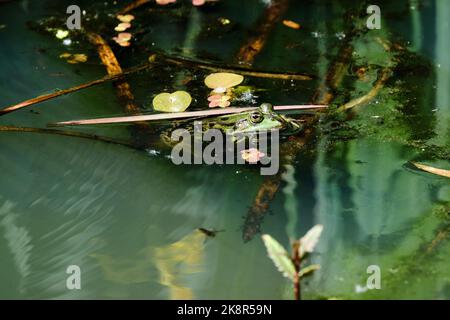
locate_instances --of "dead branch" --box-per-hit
[159,54,313,81]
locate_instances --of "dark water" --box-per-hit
[0,0,448,299]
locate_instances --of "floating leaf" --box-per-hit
[153,91,192,112]
[116,14,135,23]
[219,18,231,25]
[241,148,265,163]
[204,73,244,92]
[115,22,131,32]
[261,234,296,282]
[299,224,323,258]
[59,53,72,59]
[55,29,69,39]
[283,20,301,30]
[299,264,320,278]
[411,162,450,178]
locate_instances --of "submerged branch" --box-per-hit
[337,68,392,112]
[0,125,137,149]
[236,0,291,65]
[86,32,141,115]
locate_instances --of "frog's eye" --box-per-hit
[249,111,264,124]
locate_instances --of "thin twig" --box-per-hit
[51,105,327,126]
[159,54,313,81]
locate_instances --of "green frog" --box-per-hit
[160,103,302,146]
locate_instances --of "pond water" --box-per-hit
[0,0,448,299]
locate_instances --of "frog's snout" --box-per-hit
[260,103,273,114]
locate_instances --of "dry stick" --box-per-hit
[0,64,151,116]
[411,162,450,179]
[0,125,137,149]
[160,55,313,81]
[52,105,327,126]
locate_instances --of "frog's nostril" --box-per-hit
[260,103,273,113]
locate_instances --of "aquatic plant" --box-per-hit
[262,225,323,300]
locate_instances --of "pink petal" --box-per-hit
[156,0,176,5]
[192,0,205,6]
[241,148,265,163]
[208,94,222,102]
[209,101,221,108]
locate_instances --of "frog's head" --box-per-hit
[231,103,302,135]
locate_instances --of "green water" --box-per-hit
[0,0,449,299]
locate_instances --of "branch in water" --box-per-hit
[51,105,327,127]
[236,0,291,65]
[157,54,313,81]
[337,68,392,112]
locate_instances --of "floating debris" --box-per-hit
[114,22,131,32]
[55,29,69,39]
[116,14,135,23]
[283,20,301,30]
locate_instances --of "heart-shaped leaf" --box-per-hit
[262,234,296,282]
[204,73,244,90]
[152,91,192,112]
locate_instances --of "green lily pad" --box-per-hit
[152,91,192,112]
[204,73,244,90]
